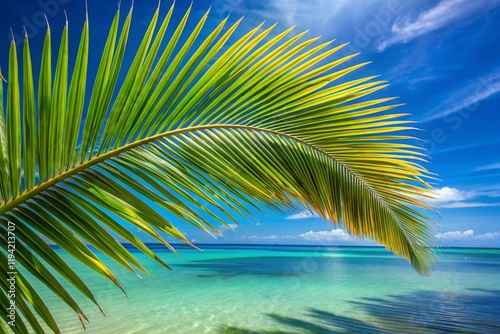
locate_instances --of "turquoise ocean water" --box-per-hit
[23,245,500,333]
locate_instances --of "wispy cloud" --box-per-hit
[473,184,500,198]
[298,229,352,242]
[220,223,240,231]
[265,0,350,28]
[421,69,500,122]
[245,234,294,241]
[436,229,500,240]
[440,202,500,208]
[431,187,476,203]
[476,162,500,171]
[213,0,244,16]
[245,228,357,243]
[378,0,500,51]
[286,211,320,220]
[434,138,500,155]
[428,186,500,208]
[213,0,376,38]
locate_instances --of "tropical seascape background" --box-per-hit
[25,245,500,333]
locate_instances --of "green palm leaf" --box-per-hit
[0,3,436,332]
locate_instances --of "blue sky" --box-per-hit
[1,0,499,247]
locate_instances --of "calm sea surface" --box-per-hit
[24,245,500,333]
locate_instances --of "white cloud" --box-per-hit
[286,211,320,220]
[431,187,476,203]
[298,229,352,242]
[436,229,500,240]
[476,162,500,171]
[378,0,500,51]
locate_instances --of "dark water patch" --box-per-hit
[219,290,500,333]
[352,289,500,333]
[433,258,500,274]
[196,272,245,279]
[174,257,307,277]
[172,255,406,278]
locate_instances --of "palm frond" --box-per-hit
[0,3,436,332]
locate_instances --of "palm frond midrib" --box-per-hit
[0,124,324,212]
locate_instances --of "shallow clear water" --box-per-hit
[23,245,500,333]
